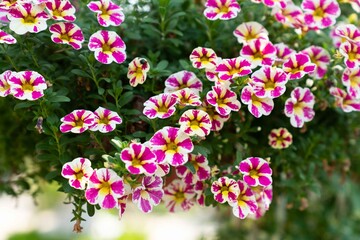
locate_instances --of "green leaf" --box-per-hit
[155,60,169,70]
[45,170,60,180]
[36,154,58,162]
[192,145,211,157]
[14,101,36,111]
[47,95,71,103]
[234,150,243,166]
[71,69,91,78]
[119,92,134,107]
[87,202,95,217]
[185,161,196,174]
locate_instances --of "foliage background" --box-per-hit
[1,0,360,239]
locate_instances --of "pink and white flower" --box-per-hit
[215,57,252,81]
[329,87,360,112]
[87,0,124,27]
[268,127,293,149]
[274,43,296,66]
[8,2,49,35]
[117,195,128,220]
[0,30,16,44]
[61,157,93,190]
[143,93,177,119]
[233,21,269,45]
[240,38,276,68]
[229,180,257,219]
[85,168,125,209]
[45,0,76,22]
[176,154,211,185]
[340,0,360,13]
[249,185,272,219]
[8,70,47,101]
[239,157,272,187]
[49,22,84,50]
[149,127,194,166]
[240,85,274,118]
[272,1,303,28]
[203,0,241,21]
[282,53,316,80]
[89,107,122,133]
[284,87,315,128]
[88,30,126,65]
[132,176,164,213]
[249,66,288,99]
[189,47,218,70]
[163,179,195,212]
[200,100,231,131]
[0,70,13,97]
[262,0,287,9]
[172,88,202,107]
[334,24,360,45]
[301,46,331,79]
[120,142,157,175]
[211,176,240,203]
[164,70,202,94]
[179,109,212,137]
[342,67,360,99]
[60,109,96,134]
[206,85,241,116]
[301,0,340,29]
[127,57,150,87]
[339,41,360,69]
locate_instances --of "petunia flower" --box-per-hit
[334,24,360,45]
[228,180,257,219]
[261,0,287,9]
[200,100,231,131]
[120,142,157,175]
[273,43,296,66]
[45,0,76,22]
[284,87,315,128]
[61,157,93,190]
[172,88,202,107]
[233,21,269,45]
[117,195,128,220]
[240,38,276,68]
[282,53,316,80]
[206,85,241,116]
[49,22,84,50]
[143,93,177,119]
[0,30,16,44]
[60,109,96,133]
[330,23,350,48]
[178,109,212,137]
[87,0,125,27]
[248,185,272,219]
[0,0,19,10]
[211,176,240,203]
[163,179,195,212]
[203,0,241,21]
[88,30,126,64]
[342,67,360,99]
[301,0,340,29]
[164,70,202,94]
[268,127,293,149]
[239,157,272,187]
[189,47,218,70]
[340,0,360,13]
[194,181,206,206]
[149,127,194,166]
[339,41,360,69]
[215,57,252,81]
[8,2,49,35]
[85,168,125,209]
[127,57,150,87]
[329,87,360,112]
[89,107,122,133]
[8,70,47,101]
[240,85,274,118]
[249,66,288,99]
[301,46,330,79]
[176,154,211,185]
[132,176,164,213]
[272,1,303,28]
[0,70,13,97]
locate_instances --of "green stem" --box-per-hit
[1,45,19,71]
[90,131,106,152]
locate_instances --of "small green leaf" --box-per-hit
[155,60,169,70]
[192,145,211,157]
[185,161,196,174]
[87,202,95,217]
[14,102,36,111]
[47,95,71,103]
[119,92,134,107]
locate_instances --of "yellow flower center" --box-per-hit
[166,142,178,151]
[75,171,84,180]
[99,117,110,124]
[99,181,111,195]
[249,169,259,178]
[22,82,33,91]
[219,6,229,13]
[157,104,168,113]
[23,15,36,24]
[253,51,263,60]
[313,7,325,18]
[264,80,275,90]
[60,33,70,41]
[131,158,142,167]
[220,186,229,192]
[174,191,185,202]
[102,43,112,53]
[200,55,210,63]
[190,119,200,127]
[293,102,305,114]
[74,119,84,127]
[1,82,10,91]
[100,6,108,15]
[52,9,62,17]
[348,52,358,60]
